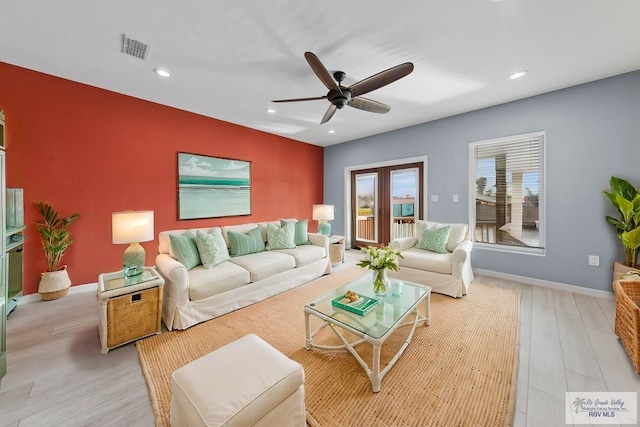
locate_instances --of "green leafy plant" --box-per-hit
[34,201,80,272]
[604,177,640,268]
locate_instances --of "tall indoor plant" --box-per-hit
[34,201,80,300]
[604,176,640,271]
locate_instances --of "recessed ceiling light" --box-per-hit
[328,130,335,134]
[266,108,276,114]
[510,70,528,80]
[153,68,171,78]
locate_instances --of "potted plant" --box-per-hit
[34,201,80,300]
[604,176,640,279]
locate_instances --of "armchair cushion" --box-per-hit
[417,221,468,252]
[400,248,453,274]
[416,225,451,254]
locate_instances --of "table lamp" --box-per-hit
[313,204,334,236]
[112,210,154,277]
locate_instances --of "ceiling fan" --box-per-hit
[272,52,414,124]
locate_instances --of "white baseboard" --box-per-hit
[20,282,98,304]
[473,268,614,300]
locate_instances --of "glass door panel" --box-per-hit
[390,168,418,240]
[354,172,378,247]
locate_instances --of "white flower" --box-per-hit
[356,245,403,272]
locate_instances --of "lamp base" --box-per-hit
[123,242,145,277]
[318,221,331,236]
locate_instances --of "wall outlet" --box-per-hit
[453,194,459,203]
[588,255,600,267]
[431,195,439,202]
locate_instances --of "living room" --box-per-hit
[1,1,640,426]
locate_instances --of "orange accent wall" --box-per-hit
[0,62,324,295]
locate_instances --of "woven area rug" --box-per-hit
[137,267,521,427]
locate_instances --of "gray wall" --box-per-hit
[324,70,640,292]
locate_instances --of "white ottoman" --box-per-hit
[170,334,306,427]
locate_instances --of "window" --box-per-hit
[469,131,545,254]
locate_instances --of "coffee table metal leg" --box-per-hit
[424,291,431,326]
[371,342,382,392]
[304,311,312,350]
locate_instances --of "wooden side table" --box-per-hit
[97,267,164,354]
[329,235,345,267]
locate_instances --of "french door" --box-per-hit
[351,162,423,248]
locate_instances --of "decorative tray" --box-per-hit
[331,295,380,316]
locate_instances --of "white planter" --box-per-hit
[39,265,71,301]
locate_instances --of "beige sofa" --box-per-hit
[156,220,332,330]
[388,221,473,298]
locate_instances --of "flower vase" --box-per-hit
[373,268,390,298]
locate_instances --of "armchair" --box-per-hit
[388,221,473,298]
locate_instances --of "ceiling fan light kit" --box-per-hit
[272,51,414,124]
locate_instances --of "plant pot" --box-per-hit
[613,261,640,286]
[39,265,71,301]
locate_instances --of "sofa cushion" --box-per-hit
[229,251,296,282]
[266,222,296,250]
[196,229,230,269]
[170,232,201,270]
[188,262,250,301]
[273,245,326,267]
[416,225,451,254]
[228,227,266,257]
[399,247,453,275]
[158,229,188,256]
[258,221,281,242]
[281,219,310,246]
[221,223,258,247]
[417,221,468,252]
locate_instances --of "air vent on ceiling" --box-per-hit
[121,35,151,61]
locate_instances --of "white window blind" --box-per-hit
[470,131,545,253]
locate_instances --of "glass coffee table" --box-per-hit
[304,275,431,392]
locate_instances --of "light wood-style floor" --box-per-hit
[1,250,639,426]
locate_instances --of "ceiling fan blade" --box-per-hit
[348,97,391,114]
[304,51,341,93]
[271,96,327,103]
[349,62,414,97]
[320,104,338,124]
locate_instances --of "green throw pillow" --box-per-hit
[227,227,266,257]
[169,232,201,269]
[281,219,310,245]
[416,226,452,254]
[196,229,230,269]
[267,222,296,250]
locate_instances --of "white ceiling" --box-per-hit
[1,1,639,147]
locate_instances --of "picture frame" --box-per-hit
[177,152,251,220]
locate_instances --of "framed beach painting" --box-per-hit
[177,152,251,220]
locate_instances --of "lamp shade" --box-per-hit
[112,211,154,244]
[312,204,334,221]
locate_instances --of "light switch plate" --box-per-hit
[431,195,439,202]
